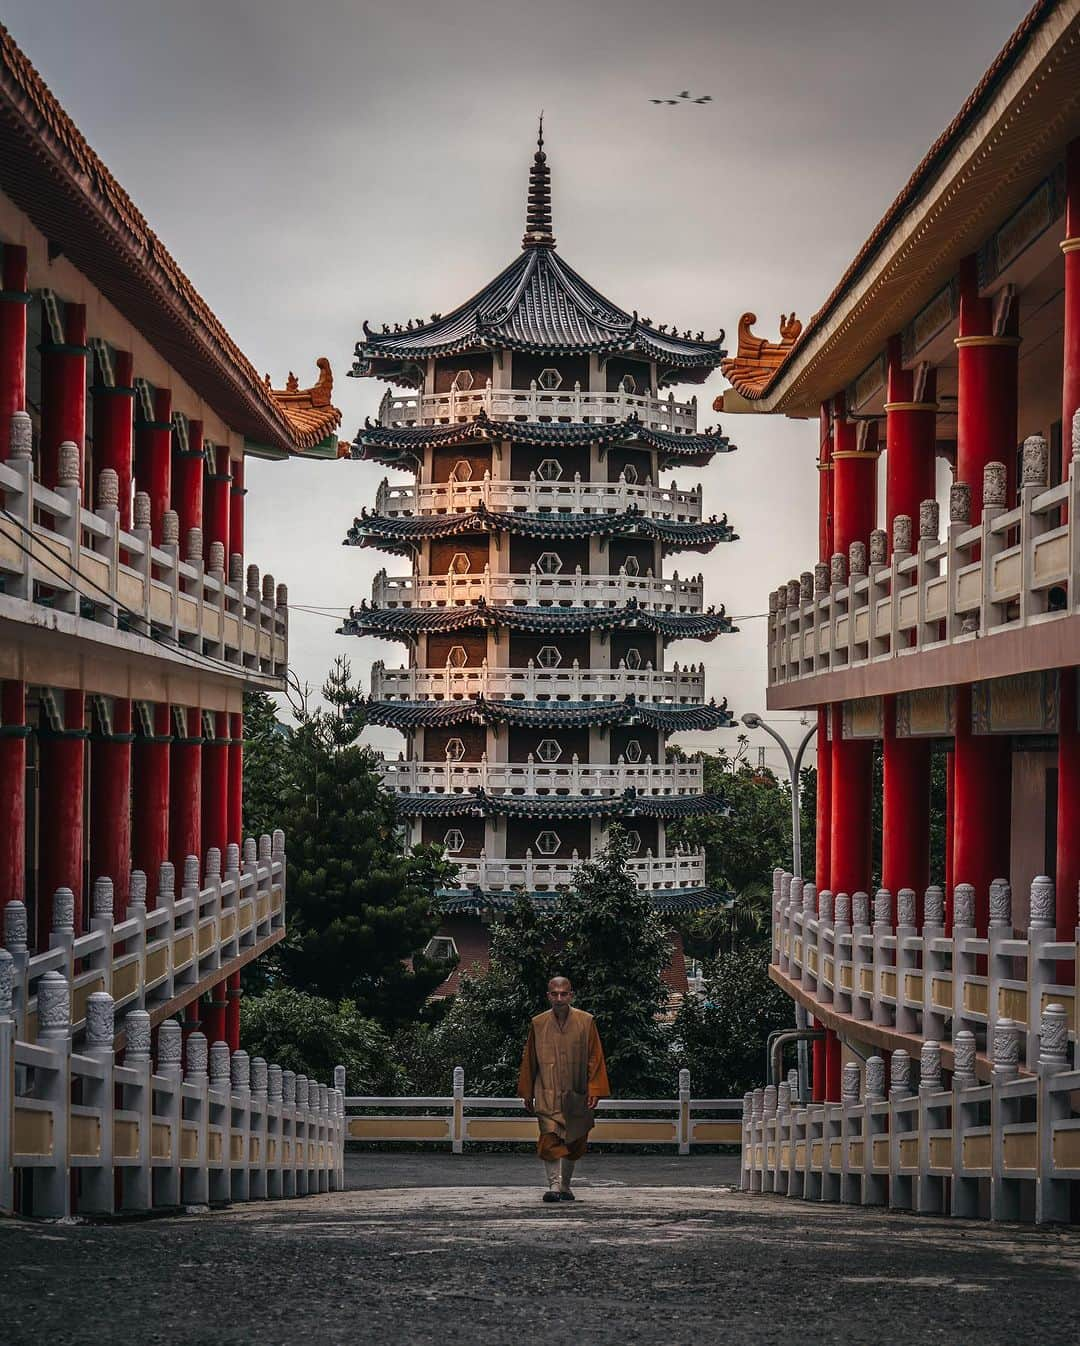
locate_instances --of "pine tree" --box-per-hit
[241,688,291,842]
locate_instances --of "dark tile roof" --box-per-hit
[393,788,724,820]
[438,886,731,915]
[359,694,733,733]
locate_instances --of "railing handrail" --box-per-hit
[373,476,704,523]
[379,383,698,435]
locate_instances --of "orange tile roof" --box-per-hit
[264,357,343,452]
[717,312,802,405]
[0,23,339,455]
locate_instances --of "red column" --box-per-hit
[884,337,937,532]
[881,696,930,925]
[0,680,28,916]
[37,690,87,944]
[824,1030,842,1103]
[830,709,872,898]
[815,707,832,891]
[945,749,955,906]
[134,387,172,545]
[811,1023,826,1103]
[0,244,29,443]
[203,984,227,1045]
[830,395,878,557]
[89,698,132,918]
[951,684,1011,934]
[228,710,244,850]
[173,417,204,545]
[132,702,171,890]
[201,711,230,857]
[92,349,135,530]
[40,302,87,494]
[817,402,833,565]
[229,456,246,565]
[226,970,242,1052]
[169,706,202,878]
[1062,138,1080,452]
[205,443,231,560]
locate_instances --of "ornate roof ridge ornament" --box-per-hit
[715,311,803,409]
[522,115,556,250]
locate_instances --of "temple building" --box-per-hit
[734,0,1080,1219]
[343,128,737,988]
[0,21,338,1074]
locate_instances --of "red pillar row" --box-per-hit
[40,301,87,495]
[815,707,832,892]
[89,698,132,920]
[881,695,930,926]
[228,710,244,850]
[0,244,28,446]
[204,443,231,561]
[0,680,27,916]
[824,1030,842,1103]
[173,417,204,547]
[169,707,202,880]
[951,685,1011,934]
[134,387,172,545]
[830,718,873,898]
[201,710,230,857]
[132,703,171,893]
[37,690,86,944]
[884,337,937,533]
[92,349,135,530]
[830,396,878,557]
[229,456,246,563]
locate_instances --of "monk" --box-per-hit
[517,975,610,1202]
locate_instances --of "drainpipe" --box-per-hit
[769,1027,825,1093]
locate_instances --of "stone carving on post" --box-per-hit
[268,1064,283,1103]
[848,540,866,577]
[1039,1003,1069,1067]
[777,1081,790,1115]
[296,1075,309,1108]
[818,890,834,924]
[919,499,939,542]
[787,1067,799,1101]
[1021,434,1048,488]
[869,529,887,566]
[841,1061,861,1104]
[282,1070,296,1105]
[92,876,114,921]
[97,468,119,510]
[988,878,1012,929]
[158,861,175,901]
[185,526,203,564]
[1028,875,1055,929]
[834,892,851,926]
[229,553,244,586]
[924,885,945,928]
[0,948,12,1015]
[208,541,225,576]
[852,891,869,928]
[37,972,70,1038]
[262,573,275,604]
[896,888,916,928]
[133,491,151,530]
[3,899,28,953]
[209,1041,231,1085]
[185,1032,209,1080]
[763,1084,777,1119]
[125,1009,152,1061]
[865,1056,886,1101]
[789,876,803,913]
[953,883,975,929]
[57,440,80,489]
[950,482,971,526]
[814,562,829,595]
[919,1040,942,1092]
[752,1087,764,1122]
[983,461,1007,509]
[161,510,179,547]
[157,1019,182,1069]
[830,552,847,587]
[225,842,241,875]
[953,1030,977,1086]
[9,409,32,459]
[204,848,221,882]
[992,1019,1020,1081]
[51,887,75,935]
[803,882,817,916]
[889,1050,912,1102]
[85,990,114,1046]
[129,870,148,910]
[873,888,892,930]
[251,1057,268,1097]
[231,1049,251,1092]
[892,513,912,556]
[799,571,813,602]
[246,564,260,597]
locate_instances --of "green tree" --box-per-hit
[240,986,401,1094]
[277,657,456,1025]
[241,688,291,842]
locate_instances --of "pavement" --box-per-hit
[2,1151,1079,1345]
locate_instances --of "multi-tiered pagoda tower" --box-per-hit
[343,130,737,984]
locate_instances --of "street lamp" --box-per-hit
[740,712,817,879]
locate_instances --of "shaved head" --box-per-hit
[548,976,572,990]
[546,976,574,1017]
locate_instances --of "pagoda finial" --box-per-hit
[522,115,555,250]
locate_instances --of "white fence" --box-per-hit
[379,382,698,434]
[381,757,703,797]
[374,476,704,523]
[741,1015,1080,1223]
[372,566,705,614]
[3,833,286,1045]
[371,660,707,704]
[0,421,287,681]
[345,1067,741,1154]
[447,850,706,893]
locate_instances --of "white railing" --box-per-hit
[372,567,704,613]
[2,833,286,1045]
[741,1012,1079,1225]
[381,757,703,796]
[771,869,1078,1069]
[451,851,706,892]
[370,660,707,704]
[0,984,343,1218]
[768,440,1075,690]
[373,476,703,523]
[379,383,698,434]
[345,1066,741,1154]
[0,442,286,683]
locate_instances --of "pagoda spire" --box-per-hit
[522,116,556,250]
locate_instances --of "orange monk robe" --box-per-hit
[517,1006,610,1161]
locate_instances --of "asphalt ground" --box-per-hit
[2,1151,1079,1345]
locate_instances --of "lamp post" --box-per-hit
[741,712,819,1099]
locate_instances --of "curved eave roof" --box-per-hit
[358,694,734,733]
[344,507,736,557]
[340,600,734,643]
[393,788,724,820]
[352,247,725,384]
[439,886,731,914]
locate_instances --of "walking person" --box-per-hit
[517,976,610,1203]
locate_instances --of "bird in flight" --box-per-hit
[650,91,712,105]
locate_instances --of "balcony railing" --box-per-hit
[381,758,703,796]
[378,383,698,434]
[451,850,706,892]
[372,567,704,613]
[373,476,703,523]
[768,444,1075,691]
[0,451,286,683]
[370,660,707,704]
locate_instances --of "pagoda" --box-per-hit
[342,127,737,984]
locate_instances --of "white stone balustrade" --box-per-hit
[767,436,1080,689]
[380,757,703,797]
[370,659,707,704]
[1,832,287,1046]
[0,441,287,684]
[378,381,698,434]
[0,979,343,1219]
[373,475,703,523]
[451,850,705,892]
[372,566,705,613]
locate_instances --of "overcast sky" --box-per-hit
[6,0,1032,765]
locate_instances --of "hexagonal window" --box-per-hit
[537,738,562,763]
[536,551,563,575]
[537,645,562,669]
[449,459,473,482]
[624,829,642,855]
[535,830,561,856]
[537,368,563,391]
[447,645,469,668]
[448,552,471,574]
[623,555,640,577]
[625,739,643,764]
[625,648,643,670]
[623,463,639,485]
[537,458,563,482]
[443,829,465,853]
[619,374,637,394]
[445,737,465,761]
